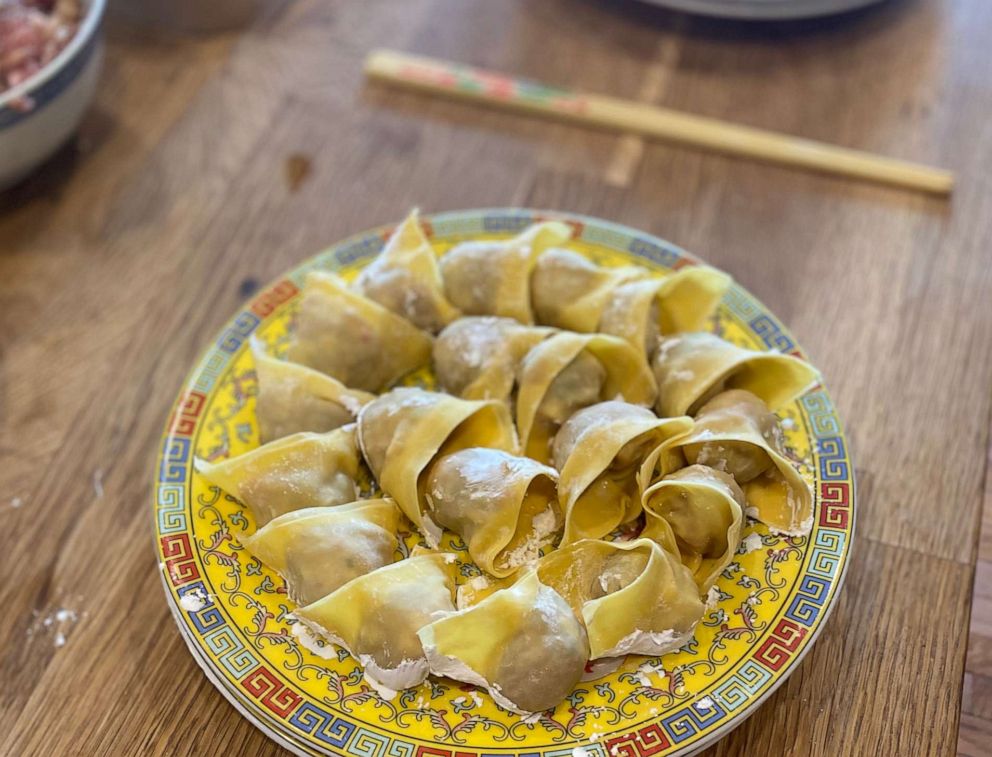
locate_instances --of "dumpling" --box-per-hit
[242,499,399,605]
[432,317,554,402]
[653,332,819,417]
[439,221,572,324]
[357,388,518,541]
[296,553,457,694]
[641,465,745,591]
[531,248,644,333]
[353,210,460,333]
[285,271,433,392]
[551,401,692,544]
[646,390,813,535]
[531,249,731,359]
[598,268,731,359]
[418,571,588,714]
[516,332,657,464]
[251,337,374,443]
[195,426,359,526]
[424,448,560,577]
[533,538,704,659]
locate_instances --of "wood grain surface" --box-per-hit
[1,1,990,754]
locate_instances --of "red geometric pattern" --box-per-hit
[414,747,476,757]
[819,482,851,529]
[249,279,299,318]
[604,723,672,755]
[754,618,808,671]
[168,391,207,437]
[160,533,200,586]
[240,665,302,717]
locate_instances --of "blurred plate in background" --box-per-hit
[639,0,886,20]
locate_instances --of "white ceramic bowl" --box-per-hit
[0,0,107,190]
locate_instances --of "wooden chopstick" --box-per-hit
[364,49,953,196]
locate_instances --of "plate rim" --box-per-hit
[152,206,857,757]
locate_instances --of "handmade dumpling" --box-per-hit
[424,448,560,577]
[242,499,399,604]
[357,388,518,541]
[645,390,813,535]
[432,317,553,401]
[296,553,457,693]
[419,571,588,714]
[652,332,819,417]
[598,268,731,359]
[353,210,460,333]
[285,271,433,392]
[531,249,731,358]
[531,248,644,333]
[533,538,704,659]
[641,465,745,591]
[516,332,657,464]
[252,337,374,442]
[552,401,692,544]
[195,426,359,526]
[439,221,572,323]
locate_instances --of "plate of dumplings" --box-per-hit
[155,208,854,756]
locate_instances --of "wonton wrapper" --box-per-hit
[195,426,359,526]
[432,317,554,402]
[353,210,460,333]
[439,221,572,324]
[252,337,374,443]
[297,553,457,693]
[516,332,657,464]
[552,401,692,545]
[652,332,819,417]
[598,267,731,359]
[285,271,433,392]
[425,448,560,577]
[242,498,399,605]
[533,538,704,659]
[419,571,588,714]
[641,465,745,592]
[644,390,813,535]
[358,388,518,541]
[531,248,645,333]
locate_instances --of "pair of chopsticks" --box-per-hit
[364,49,952,196]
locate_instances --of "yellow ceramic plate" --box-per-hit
[153,209,855,756]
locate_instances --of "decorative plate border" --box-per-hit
[152,208,855,757]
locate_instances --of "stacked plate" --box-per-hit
[640,0,886,20]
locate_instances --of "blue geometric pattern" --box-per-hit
[713,660,772,712]
[785,575,830,626]
[661,699,727,744]
[217,311,260,354]
[178,581,225,633]
[289,703,356,747]
[816,437,849,480]
[483,214,532,233]
[627,237,681,269]
[158,437,191,483]
[749,314,796,352]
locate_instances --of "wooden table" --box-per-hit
[2,1,990,754]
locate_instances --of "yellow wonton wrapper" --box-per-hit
[432,317,554,402]
[598,267,731,359]
[644,390,813,535]
[252,337,374,443]
[641,465,745,592]
[285,271,433,392]
[195,426,360,527]
[552,401,692,545]
[242,499,399,605]
[531,248,645,334]
[439,221,572,324]
[357,388,519,541]
[533,538,704,659]
[297,553,457,693]
[425,448,561,578]
[652,332,819,418]
[516,332,658,464]
[419,571,589,714]
[353,210,460,333]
